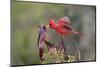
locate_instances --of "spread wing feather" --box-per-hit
[62,24,73,30]
[58,16,71,25]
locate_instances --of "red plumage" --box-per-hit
[49,16,83,36]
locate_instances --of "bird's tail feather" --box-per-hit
[72,31,83,36]
[39,47,44,61]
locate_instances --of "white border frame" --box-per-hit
[0,0,100,67]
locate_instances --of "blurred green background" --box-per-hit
[11,0,96,65]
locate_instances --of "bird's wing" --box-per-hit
[37,25,46,61]
[58,16,71,25]
[62,24,73,30]
[37,26,46,46]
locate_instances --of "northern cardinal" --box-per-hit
[48,16,83,36]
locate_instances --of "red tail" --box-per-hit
[72,31,83,36]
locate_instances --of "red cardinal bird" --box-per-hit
[48,16,83,36]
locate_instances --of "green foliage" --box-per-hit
[67,55,77,62]
[41,47,77,64]
[42,47,66,64]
